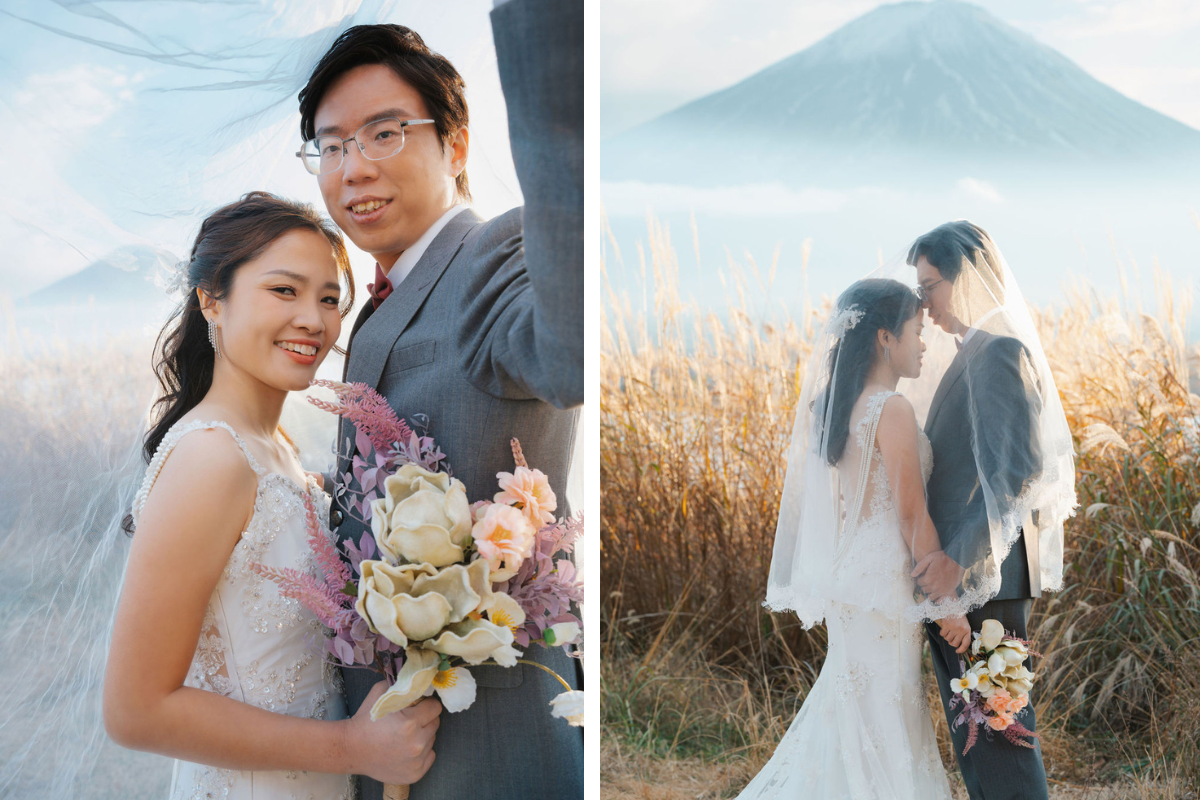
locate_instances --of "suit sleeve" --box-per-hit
[464,0,583,409]
[945,337,1043,569]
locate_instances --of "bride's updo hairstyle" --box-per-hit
[143,191,355,465]
[814,278,920,466]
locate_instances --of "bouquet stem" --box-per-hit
[383,784,409,799]
[516,658,571,691]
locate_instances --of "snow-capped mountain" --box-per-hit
[605,0,1200,183]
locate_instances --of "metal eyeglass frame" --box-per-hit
[914,277,947,304]
[296,117,436,175]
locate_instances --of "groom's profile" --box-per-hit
[299,4,583,799]
[909,220,1048,800]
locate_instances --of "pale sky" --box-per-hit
[0,0,521,301]
[602,0,1200,138]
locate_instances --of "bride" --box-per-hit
[745,278,963,799]
[102,191,441,798]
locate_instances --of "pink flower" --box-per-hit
[987,715,1011,731]
[471,503,537,581]
[985,687,1013,716]
[495,466,557,527]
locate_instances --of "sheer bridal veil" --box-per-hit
[765,221,1076,626]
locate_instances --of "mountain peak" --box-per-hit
[606,0,1200,182]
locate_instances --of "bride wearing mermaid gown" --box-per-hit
[103,193,441,797]
[748,279,968,800]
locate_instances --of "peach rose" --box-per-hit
[471,503,537,581]
[495,466,557,528]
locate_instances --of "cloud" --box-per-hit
[601,180,854,217]
[956,177,1004,204]
[12,64,139,130]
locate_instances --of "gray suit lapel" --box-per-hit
[346,208,481,390]
[926,329,990,431]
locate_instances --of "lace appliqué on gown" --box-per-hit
[133,420,353,800]
[736,392,950,800]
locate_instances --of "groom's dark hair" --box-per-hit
[906,220,1004,293]
[299,24,471,201]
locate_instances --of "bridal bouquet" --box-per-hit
[251,380,584,727]
[948,619,1039,754]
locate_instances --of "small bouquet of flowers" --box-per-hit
[251,380,584,728]
[948,619,1040,754]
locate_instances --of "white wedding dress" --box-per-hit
[740,391,953,800]
[132,420,353,800]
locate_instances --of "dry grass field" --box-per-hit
[600,218,1200,798]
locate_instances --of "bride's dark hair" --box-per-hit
[140,191,355,463]
[814,278,920,466]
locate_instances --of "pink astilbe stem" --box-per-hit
[510,438,527,468]
[310,379,415,458]
[1002,721,1040,748]
[302,494,351,591]
[250,562,355,630]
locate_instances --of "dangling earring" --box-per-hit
[884,346,891,364]
[208,318,223,359]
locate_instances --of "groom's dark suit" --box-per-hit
[331,1,583,798]
[923,329,1048,800]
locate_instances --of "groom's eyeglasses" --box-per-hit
[914,278,946,304]
[296,117,436,176]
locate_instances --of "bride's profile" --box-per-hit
[102,191,441,797]
[745,278,960,799]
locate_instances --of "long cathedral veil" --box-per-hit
[0,3,526,796]
[766,221,1075,627]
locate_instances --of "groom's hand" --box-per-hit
[912,550,964,602]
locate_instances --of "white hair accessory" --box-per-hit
[157,258,190,298]
[828,304,864,339]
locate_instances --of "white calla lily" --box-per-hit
[979,619,1005,651]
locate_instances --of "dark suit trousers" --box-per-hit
[925,598,1048,800]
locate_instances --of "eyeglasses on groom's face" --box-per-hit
[914,256,961,335]
[310,63,469,270]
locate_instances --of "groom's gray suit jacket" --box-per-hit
[924,329,1042,599]
[331,1,583,798]
[924,328,1049,799]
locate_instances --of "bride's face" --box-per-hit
[206,229,344,392]
[892,309,926,379]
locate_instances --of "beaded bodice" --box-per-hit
[828,391,934,617]
[133,419,351,800]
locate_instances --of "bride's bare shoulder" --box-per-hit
[140,423,258,534]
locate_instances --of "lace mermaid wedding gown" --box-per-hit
[742,391,952,800]
[132,420,353,800]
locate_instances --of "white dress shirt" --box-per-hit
[385,203,470,289]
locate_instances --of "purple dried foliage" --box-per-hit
[497,513,585,649]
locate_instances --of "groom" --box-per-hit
[300,3,583,799]
[908,221,1049,800]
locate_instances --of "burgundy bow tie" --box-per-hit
[368,262,393,310]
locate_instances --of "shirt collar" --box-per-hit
[385,203,470,289]
[959,307,1003,349]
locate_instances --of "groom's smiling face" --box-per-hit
[313,63,468,270]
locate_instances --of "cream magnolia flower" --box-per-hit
[549,690,585,726]
[424,665,477,713]
[371,648,440,720]
[428,617,523,666]
[997,644,1027,667]
[544,621,581,646]
[950,671,979,700]
[471,503,537,581]
[979,619,1006,651]
[356,559,495,646]
[987,651,1009,678]
[371,465,473,567]
[495,466,557,527]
